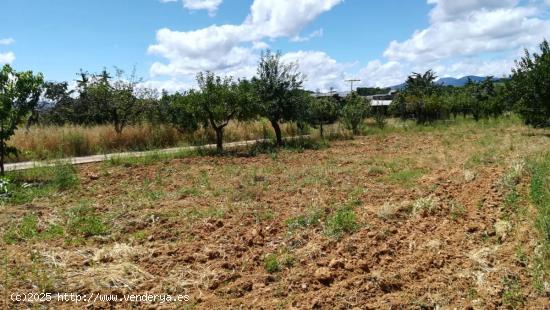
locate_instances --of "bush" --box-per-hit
[325,207,359,238]
[52,164,78,190]
[264,254,280,273]
[341,93,370,135]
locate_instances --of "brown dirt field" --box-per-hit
[1,120,549,309]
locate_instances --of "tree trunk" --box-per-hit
[0,140,5,176]
[215,127,224,152]
[270,120,283,146]
[319,124,324,138]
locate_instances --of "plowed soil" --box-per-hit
[2,121,549,309]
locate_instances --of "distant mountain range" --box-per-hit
[390,75,506,90]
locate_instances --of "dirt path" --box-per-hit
[5,137,303,172]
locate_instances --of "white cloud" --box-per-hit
[252,41,270,50]
[0,38,15,45]
[148,0,550,91]
[427,0,518,22]
[357,60,409,88]
[291,28,324,42]
[281,51,348,91]
[148,0,343,83]
[384,1,550,64]
[433,58,515,78]
[159,0,223,16]
[138,79,195,93]
[0,52,15,65]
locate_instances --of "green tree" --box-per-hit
[192,72,255,151]
[252,50,305,146]
[41,81,76,125]
[391,70,446,123]
[0,65,44,174]
[307,96,339,138]
[164,91,199,134]
[341,92,370,135]
[509,39,550,128]
[108,68,145,134]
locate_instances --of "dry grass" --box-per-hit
[8,120,300,162]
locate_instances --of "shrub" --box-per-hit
[412,196,438,216]
[264,254,280,273]
[52,164,78,190]
[66,206,109,237]
[286,208,323,231]
[325,208,359,238]
[307,97,339,138]
[341,93,370,135]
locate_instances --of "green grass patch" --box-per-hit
[1,164,78,204]
[286,208,324,231]
[387,168,426,186]
[264,254,280,273]
[3,215,64,244]
[324,207,359,238]
[66,205,109,238]
[529,152,550,291]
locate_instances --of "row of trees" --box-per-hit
[1,40,549,173]
[390,39,550,126]
[389,71,508,123]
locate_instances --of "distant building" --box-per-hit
[312,89,397,108]
[366,90,397,107]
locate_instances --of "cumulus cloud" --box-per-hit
[148,0,550,91]
[0,52,15,65]
[356,60,409,88]
[281,51,349,91]
[384,0,550,64]
[148,0,343,85]
[160,0,223,16]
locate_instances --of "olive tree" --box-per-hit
[341,92,370,135]
[252,50,305,146]
[307,96,339,138]
[0,65,44,174]
[509,39,550,128]
[192,72,254,151]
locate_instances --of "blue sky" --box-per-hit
[1,0,549,91]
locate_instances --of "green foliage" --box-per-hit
[501,274,524,309]
[66,206,109,238]
[252,50,306,145]
[325,207,359,238]
[52,164,78,190]
[0,64,44,174]
[373,108,387,128]
[163,91,198,134]
[509,39,550,128]
[341,92,370,135]
[3,215,64,244]
[528,152,550,291]
[391,70,508,124]
[192,72,256,151]
[286,208,323,231]
[391,70,447,124]
[264,254,280,273]
[307,97,339,137]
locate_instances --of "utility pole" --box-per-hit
[345,79,361,93]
